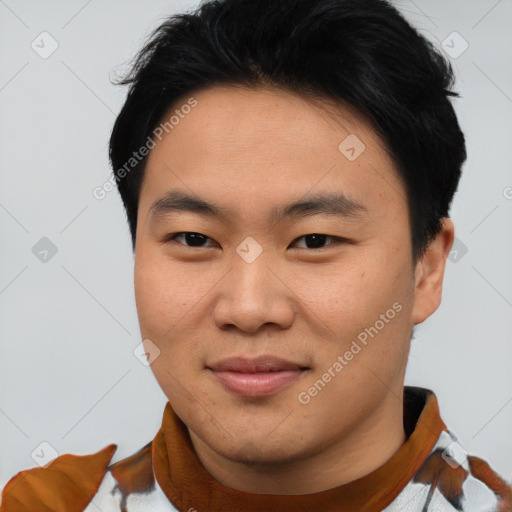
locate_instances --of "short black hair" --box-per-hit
[109,0,466,263]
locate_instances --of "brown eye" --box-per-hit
[291,234,340,249]
[165,232,215,247]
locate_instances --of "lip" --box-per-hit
[207,356,309,398]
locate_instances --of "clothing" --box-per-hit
[1,387,510,511]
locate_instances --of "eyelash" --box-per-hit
[163,232,346,250]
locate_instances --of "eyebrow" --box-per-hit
[148,189,368,224]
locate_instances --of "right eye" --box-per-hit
[163,232,218,248]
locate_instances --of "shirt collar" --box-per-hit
[152,386,446,512]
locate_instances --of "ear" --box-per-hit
[411,218,455,325]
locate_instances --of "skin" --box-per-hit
[134,84,454,495]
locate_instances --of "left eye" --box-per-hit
[290,234,340,249]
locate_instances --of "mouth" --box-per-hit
[206,356,310,398]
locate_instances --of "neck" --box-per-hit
[188,392,406,495]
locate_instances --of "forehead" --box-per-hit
[140,85,407,222]
[150,84,382,156]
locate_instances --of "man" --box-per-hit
[1,0,510,510]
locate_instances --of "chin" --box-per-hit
[208,433,311,468]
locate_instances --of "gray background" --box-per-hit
[1,0,511,489]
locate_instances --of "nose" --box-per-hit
[212,252,296,334]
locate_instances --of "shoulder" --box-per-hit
[0,441,177,512]
[409,430,512,511]
[466,454,512,511]
[0,443,117,512]
[85,441,178,511]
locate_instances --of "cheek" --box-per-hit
[134,260,203,397]
[135,265,162,331]
[134,256,182,339]
[134,257,194,329]
[296,261,390,321]
[298,252,412,352]
[133,256,216,372]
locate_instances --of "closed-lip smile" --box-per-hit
[207,356,310,397]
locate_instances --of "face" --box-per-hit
[134,85,447,469]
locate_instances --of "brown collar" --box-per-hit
[152,386,446,512]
